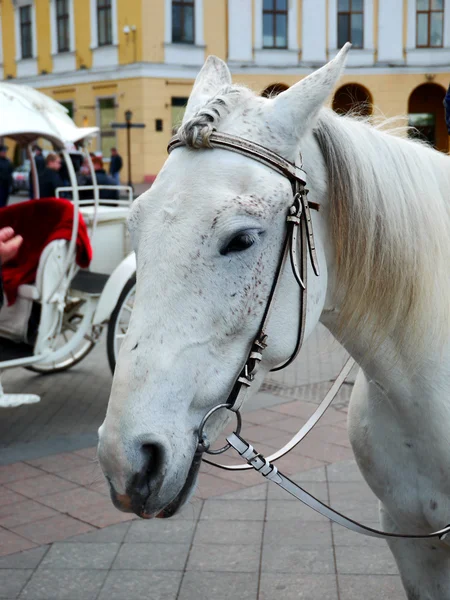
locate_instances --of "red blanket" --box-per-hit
[0,198,92,305]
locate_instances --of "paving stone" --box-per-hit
[0,487,28,507]
[40,542,120,570]
[0,464,43,485]
[126,518,196,544]
[212,482,267,501]
[112,542,190,571]
[25,453,92,475]
[37,486,105,512]
[262,545,335,574]
[0,568,32,597]
[327,460,364,482]
[335,545,399,575]
[338,574,404,599]
[170,501,202,521]
[0,500,58,529]
[194,473,244,499]
[56,463,104,486]
[0,546,48,569]
[187,543,260,572]
[259,573,338,600]
[20,568,107,600]
[264,521,332,547]
[67,522,131,544]
[200,500,265,521]
[329,481,376,503]
[5,474,77,499]
[72,447,97,460]
[62,497,136,528]
[10,514,95,545]
[291,466,327,483]
[194,519,263,546]
[266,500,329,523]
[0,529,37,557]
[97,570,182,600]
[244,408,288,426]
[178,571,258,600]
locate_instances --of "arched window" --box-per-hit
[408,83,448,153]
[260,82,289,98]
[332,83,373,116]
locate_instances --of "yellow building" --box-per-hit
[0,0,449,183]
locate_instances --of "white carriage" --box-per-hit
[0,83,137,405]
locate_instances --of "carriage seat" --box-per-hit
[0,239,70,350]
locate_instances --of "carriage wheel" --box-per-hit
[106,274,136,374]
[25,299,99,374]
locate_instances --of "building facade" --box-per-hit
[0,0,449,183]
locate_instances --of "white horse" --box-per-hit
[98,45,450,599]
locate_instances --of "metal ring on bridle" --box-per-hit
[197,403,242,455]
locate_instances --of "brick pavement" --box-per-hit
[0,461,404,600]
[0,326,406,599]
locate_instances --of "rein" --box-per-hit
[167,132,450,542]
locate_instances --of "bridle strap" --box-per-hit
[168,131,305,185]
[227,432,450,542]
[202,356,355,471]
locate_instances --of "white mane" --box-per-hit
[314,110,450,355]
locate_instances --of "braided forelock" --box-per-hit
[177,85,251,148]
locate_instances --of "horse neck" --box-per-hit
[322,308,449,404]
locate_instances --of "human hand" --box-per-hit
[0,227,23,264]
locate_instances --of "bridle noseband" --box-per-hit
[167,132,450,542]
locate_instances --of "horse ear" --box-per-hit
[271,43,351,140]
[183,56,232,122]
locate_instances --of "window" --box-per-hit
[172,0,194,43]
[56,0,70,53]
[408,113,436,145]
[59,100,74,119]
[416,0,444,48]
[97,0,113,46]
[263,0,288,49]
[338,0,363,49]
[171,97,188,133]
[19,5,33,59]
[98,98,116,156]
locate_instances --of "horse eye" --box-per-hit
[221,232,257,256]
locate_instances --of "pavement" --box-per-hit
[0,324,406,599]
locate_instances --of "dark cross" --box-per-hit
[111,110,146,190]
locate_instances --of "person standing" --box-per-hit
[38,153,64,198]
[109,147,123,185]
[89,156,119,200]
[32,145,46,175]
[0,145,13,209]
[29,145,46,197]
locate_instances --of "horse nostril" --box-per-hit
[126,441,166,504]
[141,443,164,481]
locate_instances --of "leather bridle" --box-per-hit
[167,132,450,542]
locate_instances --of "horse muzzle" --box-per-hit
[99,435,201,519]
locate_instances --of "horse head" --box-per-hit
[97,45,350,518]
